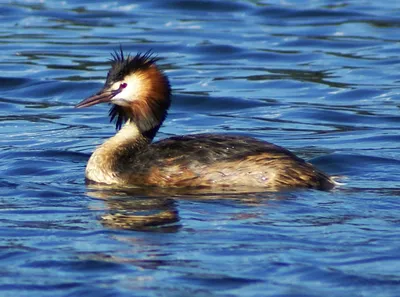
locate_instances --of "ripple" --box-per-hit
[0,1,399,297]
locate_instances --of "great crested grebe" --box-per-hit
[76,49,335,191]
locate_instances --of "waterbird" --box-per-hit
[76,49,335,192]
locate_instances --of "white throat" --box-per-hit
[85,121,141,184]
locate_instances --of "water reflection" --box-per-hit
[85,184,295,231]
[86,186,180,231]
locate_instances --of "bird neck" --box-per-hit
[105,120,150,149]
[85,120,150,184]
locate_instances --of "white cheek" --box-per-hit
[111,76,141,103]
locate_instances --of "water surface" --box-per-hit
[0,1,399,296]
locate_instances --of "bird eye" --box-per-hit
[120,83,127,89]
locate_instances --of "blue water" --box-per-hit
[1,1,399,296]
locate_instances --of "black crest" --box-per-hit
[105,47,159,86]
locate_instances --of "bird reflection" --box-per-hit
[84,183,294,231]
[86,185,181,231]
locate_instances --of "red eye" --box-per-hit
[120,83,127,89]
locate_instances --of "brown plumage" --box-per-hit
[76,48,335,192]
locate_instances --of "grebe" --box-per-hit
[76,49,335,191]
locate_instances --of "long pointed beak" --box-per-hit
[75,89,120,108]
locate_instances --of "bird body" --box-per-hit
[76,49,335,191]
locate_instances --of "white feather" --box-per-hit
[110,73,143,106]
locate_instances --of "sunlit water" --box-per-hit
[0,1,399,296]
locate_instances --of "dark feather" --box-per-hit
[109,105,129,130]
[106,49,159,86]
